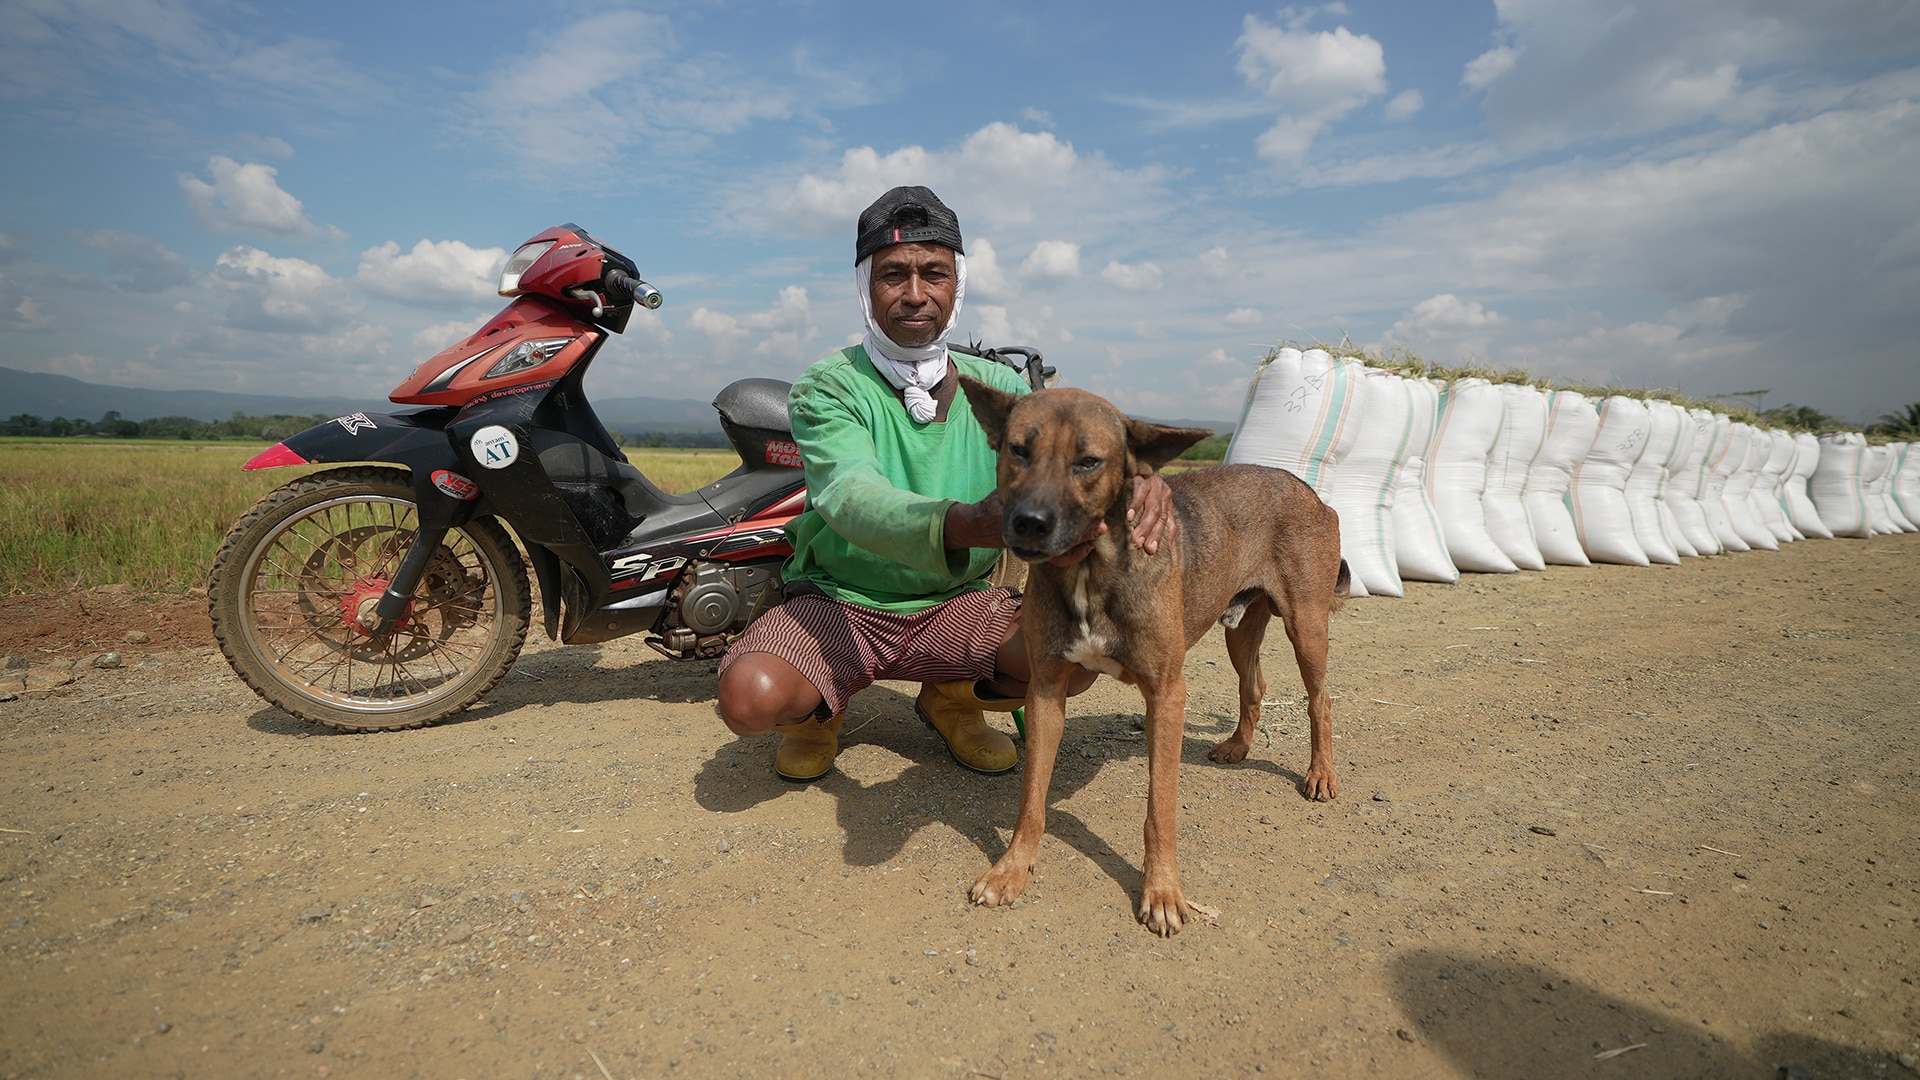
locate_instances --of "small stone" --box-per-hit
[1371,792,1388,802]
[888,975,903,985]
[1259,815,1273,825]
[717,839,730,853]
[1529,826,1558,837]
[1896,1051,1915,1070]
[442,924,473,945]
[124,630,151,644]
[155,1021,172,1034]
[1396,1028,1415,1043]
[417,894,439,908]
[297,907,331,924]
[306,1041,325,1054]
[0,691,16,702]
[91,652,122,669]
[3,654,26,669]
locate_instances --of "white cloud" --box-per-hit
[469,10,806,186]
[213,246,357,331]
[1235,14,1387,165]
[1463,0,1920,149]
[355,239,508,306]
[965,239,1012,300]
[744,123,1174,241]
[1021,241,1081,284]
[1223,308,1265,328]
[1101,260,1162,292]
[1395,294,1507,332]
[179,157,339,241]
[80,230,191,292]
[1384,89,1424,121]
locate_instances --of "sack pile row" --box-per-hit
[1224,347,1920,597]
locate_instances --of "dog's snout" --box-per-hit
[1007,507,1055,544]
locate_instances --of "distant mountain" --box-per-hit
[0,366,722,435]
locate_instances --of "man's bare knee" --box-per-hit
[716,653,819,736]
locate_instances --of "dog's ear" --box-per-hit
[959,375,1017,451]
[1125,419,1214,476]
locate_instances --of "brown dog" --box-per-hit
[959,378,1348,936]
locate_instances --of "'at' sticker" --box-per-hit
[471,426,519,469]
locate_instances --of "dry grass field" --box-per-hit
[0,440,738,594]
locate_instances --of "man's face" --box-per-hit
[869,242,957,348]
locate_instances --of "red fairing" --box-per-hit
[389,296,598,407]
[244,443,309,470]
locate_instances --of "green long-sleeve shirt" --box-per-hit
[782,345,1030,612]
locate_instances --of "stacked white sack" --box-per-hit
[1667,409,1724,556]
[1810,433,1872,538]
[1784,432,1832,539]
[1657,403,1701,556]
[1883,446,1917,532]
[1755,429,1803,543]
[1391,378,1458,584]
[1722,424,1780,551]
[1865,446,1915,533]
[1570,396,1652,566]
[1623,399,1685,564]
[1225,347,1371,594]
[1523,390,1601,566]
[1483,384,1549,570]
[1426,378,1518,573]
[1893,443,1920,526]
[1702,418,1751,552]
[1322,367,1419,596]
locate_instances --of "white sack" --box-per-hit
[1862,445,1909,534]
[1784,432,1832,539]
[1426,378,1518,573]
[1391,378,1457,584]
[1227,347,1371,595]
[1893,443,1920,527]
[1759,429,1804,542]
[1666,408,1724,556]
[1722,424,1780,551]
[1809,433,1872,537]
[1323,368,1420,597]
[1524,390,1600,566]
[1570,395,1651,566]
[1703,419,1752,552]
[1483,383,1548,570]
[1622,399,1684,564]
[1877,445,1916,532]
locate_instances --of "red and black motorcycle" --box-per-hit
[208,224,1049,731]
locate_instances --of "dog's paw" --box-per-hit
[1303,764,1339,802]
[970,861,1030,908]
[1207,737,1251,765]
[1138,885,1188,937]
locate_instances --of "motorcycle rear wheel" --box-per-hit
[209,467,531,730]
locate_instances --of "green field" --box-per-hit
[0,440,742,594]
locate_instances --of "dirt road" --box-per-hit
[2,533,1917,1078]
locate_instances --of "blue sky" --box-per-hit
[3,0,1917,424]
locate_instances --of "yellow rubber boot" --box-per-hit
[916,681,1021,775]
[773,713,845,782]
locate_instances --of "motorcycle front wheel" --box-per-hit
[209,466,532,730]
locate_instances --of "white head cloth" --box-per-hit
[855,251,968,423]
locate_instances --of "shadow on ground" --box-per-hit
[1391,949,1900,1079]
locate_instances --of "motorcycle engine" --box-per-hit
[650,560,780,659]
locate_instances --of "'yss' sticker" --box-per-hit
[430,469,480,500]
[471,425,519,469]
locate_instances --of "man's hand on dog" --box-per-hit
[942,476,1176,557]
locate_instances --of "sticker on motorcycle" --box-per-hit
[430,469,481,500]
[471,425,519,469]
[332,412,377,435]
[765,439,802,468]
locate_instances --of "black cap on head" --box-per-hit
[855,185,964,265]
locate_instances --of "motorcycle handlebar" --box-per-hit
[605,269,663,310]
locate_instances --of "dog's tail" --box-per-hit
[1331,558,1351,613]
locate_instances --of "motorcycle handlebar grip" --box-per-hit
[606,269,664,310]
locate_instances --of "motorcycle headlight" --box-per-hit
[483,337,574,380]
[498,240,556,296]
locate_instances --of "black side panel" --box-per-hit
[278,409,477,530]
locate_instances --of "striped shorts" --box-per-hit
[720,585,1023,720]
